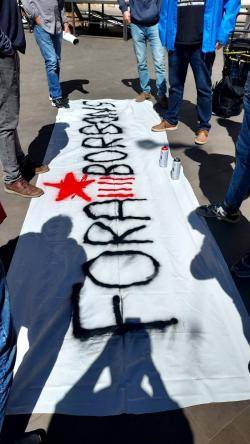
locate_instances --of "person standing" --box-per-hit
[119,0,167,106]
[196,69,250,276]
[0,0,44,198]
[152,0,240,145]
[23,0,70,108]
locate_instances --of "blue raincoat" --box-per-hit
[159,0,241,52]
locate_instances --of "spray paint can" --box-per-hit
[171,157,181,180]
[159,145,169,167]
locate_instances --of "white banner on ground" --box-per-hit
[7,100,250,416]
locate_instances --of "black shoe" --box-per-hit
[196,203,241,223]
[231,252,250,278]
[52,97,69,108]
[14,429,46,444]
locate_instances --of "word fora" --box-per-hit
[80,100,160,289]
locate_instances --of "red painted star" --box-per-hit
[44,172,95,202]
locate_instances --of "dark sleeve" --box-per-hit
[0,27,13,56]
[117,0,128,14]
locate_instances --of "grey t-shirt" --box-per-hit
[22,0,67,34]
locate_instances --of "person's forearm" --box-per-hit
[0,28,14,56]
[118,0,128,14]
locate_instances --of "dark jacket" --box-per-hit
[0,0,26,56]
[118,0,161,26]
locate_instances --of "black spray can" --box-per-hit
[171,157,181,180]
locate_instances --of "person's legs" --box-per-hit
[130,24,151,94]
[164,46,189,125]
[0,260,16,433]
[196,71,250,223]
[190,46,215,132]
[223,71,250,211]
[14,130,26,166]
[0,53,24,184]
[147,24,167,98]
[51,31,63,80]
[34,26,62,100]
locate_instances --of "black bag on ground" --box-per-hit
[212,74,244,118]
[212,38,250,118]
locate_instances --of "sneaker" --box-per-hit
[135,92,152,103]
[34,165,49,174]
[52,97,69,108]
[151,119,178,132]
[196,203,241,223]
[231,252,250,278]
[157,96,168,108]
[195,130,209,145]
[49,96,56,107]
[4,178,44,198]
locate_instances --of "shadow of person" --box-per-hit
[179,100,199,132]
[0,216,86,441]
[185,147,235,203]
[122,78,158,99]
[188,210,250,331]
[61,79,90,97]
[217,117,241,146]
[26,122,70,178]
[136,139,164,150]
[185,147,250,308]
[46,323,193,444]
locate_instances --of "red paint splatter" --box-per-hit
[98,193,134,199]
[98,188,133,192]
[44,172,95,202]
[98,181,134,185]
[99,176,135,181]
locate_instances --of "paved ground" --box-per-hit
[0,32,249,443]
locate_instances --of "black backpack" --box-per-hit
[212,38,250,118]
[212,75,245,118]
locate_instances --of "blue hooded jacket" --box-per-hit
[159,0,241,53]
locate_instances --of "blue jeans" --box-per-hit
[165,45,215,130]
[224,71,250,211]
[34,25,63,100]
[130,23,167,97]
[0,260,16,432]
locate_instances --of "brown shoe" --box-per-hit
[157,96,168,108]
[135,92,152,102]
[151,119,178,132]
[4,178,44,198]
[195,130,209,145]
[34,165,50,175]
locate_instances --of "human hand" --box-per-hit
[123,11,131,24]
[64,23,71,34]
[216,42,223,50]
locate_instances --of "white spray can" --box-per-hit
[171,157,181,180]
[159,145,169,167]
